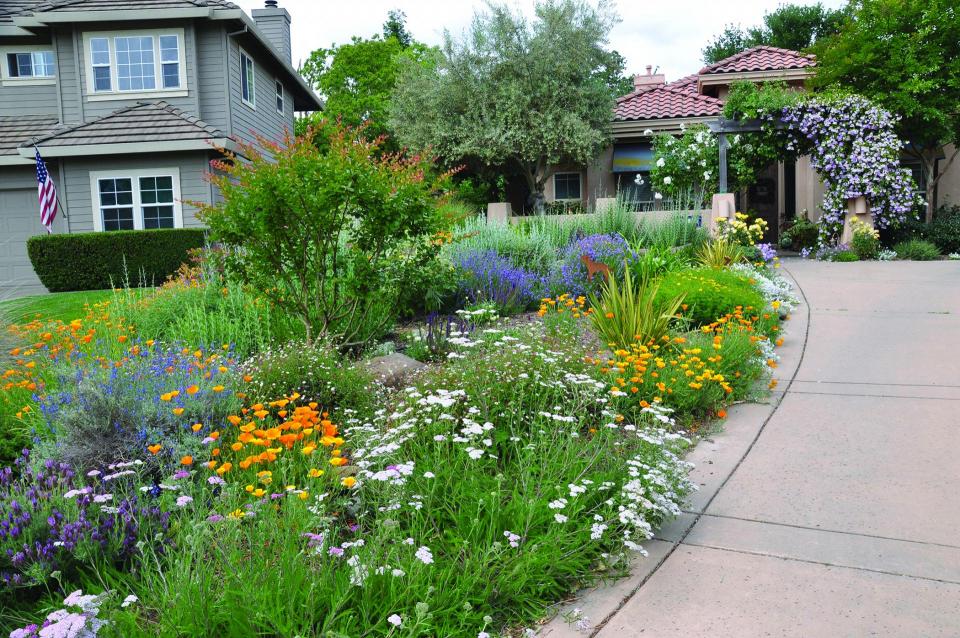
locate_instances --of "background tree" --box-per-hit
[299,11,433,144]
[810,0,960,223]
[702,3,847,64]
[382,8,413,47]
[390,0,622,212]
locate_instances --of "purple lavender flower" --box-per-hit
[454,250,545,314]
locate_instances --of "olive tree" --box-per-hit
[390,0,621,212]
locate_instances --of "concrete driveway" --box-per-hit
[543,259,960,637]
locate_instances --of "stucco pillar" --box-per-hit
[706,193,736,237]
[487,202,512,223]
[840,196,872,244]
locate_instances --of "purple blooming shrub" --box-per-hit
[774,96,922,242]
[454,250,545,314]
[756,243,777,264]
[553,233,634,297]
[0,450,171,598]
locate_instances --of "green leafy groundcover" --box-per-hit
[656,267,765,327]
[27,229,206,292]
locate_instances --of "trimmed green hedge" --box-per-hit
[27,229,206,292]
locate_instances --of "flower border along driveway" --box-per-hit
[542,258,960,637]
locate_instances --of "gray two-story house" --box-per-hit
[0,0,322,299]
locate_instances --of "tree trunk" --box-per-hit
[922,152,937,224]
[518,160,548,215]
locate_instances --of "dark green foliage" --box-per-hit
[656,267,764,327]
[893,239,941,261]
[702,3,846,64]
[26,229,206,292]
[832,250,860,262]
[925,205,960,254]
[811,0,960,223]
[780,216,819,251]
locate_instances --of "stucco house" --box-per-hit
[545,45,960,241]
[0,0,322,299]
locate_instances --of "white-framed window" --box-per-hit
[553,172,582,201]
[240,48,256,108]
[90,169,183,232]
[0,46,55,85]
[82,29,186,100]
[275,79,284,115]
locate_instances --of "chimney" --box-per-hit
[252,0,292,63]
[633,65,665,91]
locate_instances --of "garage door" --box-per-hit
[0,187,47,301]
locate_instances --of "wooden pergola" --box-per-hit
[707,117,788,193]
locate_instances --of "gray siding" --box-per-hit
[195,23,229,134]
[56,26,83,124]
[61,151,212,233]
[228,38,294,149]
[0,84,58,117]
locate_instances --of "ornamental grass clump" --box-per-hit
[697,239,745,269]
[892,239,941,261]
[587,267,685,350]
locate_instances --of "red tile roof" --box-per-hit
[614,84,722,121]
[698,45,816,75]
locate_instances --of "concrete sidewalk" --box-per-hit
[543,260,960,637]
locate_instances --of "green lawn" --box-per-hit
[0,289,115,325]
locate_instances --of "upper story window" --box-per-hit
[0,47,55,85]
[83,29,186,99]
[275,79,284,115]
[240,49,255,108]
[553,172,582,201]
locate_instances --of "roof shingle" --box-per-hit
[29,101,224,148]
[698,45,816,75]
[0,115,59,156]
[614,85,722,122]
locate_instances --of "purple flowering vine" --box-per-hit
[771,96,922,242]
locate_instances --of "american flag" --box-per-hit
[35,147,58,234]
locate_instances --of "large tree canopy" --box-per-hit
[389,0,623,211]
[810,0,960,222]
[299,12,433,143]
[702,3,847,64]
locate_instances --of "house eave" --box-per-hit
[0,155,32,165]
[698,67,812,90]
[12,8,214,26]
[611,116,717,138]
[17,138,239,158]
[0,25,35,36]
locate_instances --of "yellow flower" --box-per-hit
[308,468,324,478]
[341,476,357,488]
[172,408,185,416]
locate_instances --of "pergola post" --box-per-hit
[718,132,729,194]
